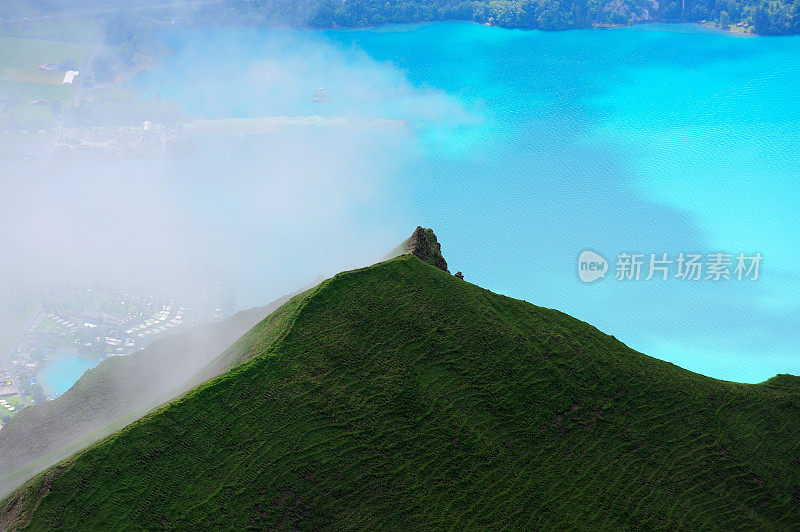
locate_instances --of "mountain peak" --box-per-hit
[385,226,449,272]
[4,255,800,530]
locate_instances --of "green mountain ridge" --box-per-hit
[0,276,324,500]
[1,231,799,529]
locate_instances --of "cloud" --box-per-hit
[1,27,469,313]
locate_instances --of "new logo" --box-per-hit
[578,251,607,283]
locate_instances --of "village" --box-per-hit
[0,16,188,162]
[0,290,189,428]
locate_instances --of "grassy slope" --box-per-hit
[3,255,799,529]
[0,297,289,499]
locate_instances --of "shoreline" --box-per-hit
[168,19,774,40]
[180,17,773,37]
[38,349,102,398]
[698,21,756,36]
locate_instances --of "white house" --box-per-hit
[63,70,79,84]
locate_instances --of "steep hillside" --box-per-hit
[2,250,799,529]
[0,280,322,499]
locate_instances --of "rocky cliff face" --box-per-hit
[383,226,449,273]
[406,226,449,273]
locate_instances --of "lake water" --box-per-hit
[39,350,101,397]
[136,22,800,383]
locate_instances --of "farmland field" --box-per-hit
[0,36,92,120]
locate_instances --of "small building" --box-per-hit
[63,70,79,85]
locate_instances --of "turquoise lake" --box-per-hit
[40,350,101,397]
[135,22,800,384]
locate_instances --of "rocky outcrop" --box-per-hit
[384,226,449,273]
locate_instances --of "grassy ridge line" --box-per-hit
[0,285,323,530]
[195,282,327,381]
[0,283,329,529]
[0,298,289,498]
[2,255,799,529]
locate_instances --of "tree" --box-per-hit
[753,1,769,32]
